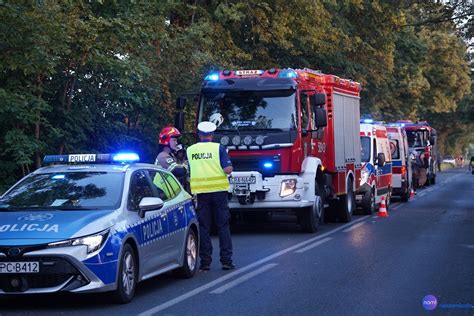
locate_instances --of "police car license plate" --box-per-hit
[0,262,39,273]
[229,176,256,184]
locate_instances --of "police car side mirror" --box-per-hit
[377,153,385,167]
[138,197,164,218]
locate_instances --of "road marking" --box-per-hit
[372,216,378,219]
[342,222,365,232]
[294,237,332,253]
[138,215,369,316]
[210,263,278,294]
[390,204,402,210]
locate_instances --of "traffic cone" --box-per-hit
[377,196,388,217]
[410,188,415,199]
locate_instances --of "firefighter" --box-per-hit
[187,121,234,271]
[155,126,190,192]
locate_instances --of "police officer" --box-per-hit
[187,121,234,271]
[155,126,190,192]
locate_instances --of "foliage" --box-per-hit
[0,0,471,190]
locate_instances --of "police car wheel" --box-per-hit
[175,229,198,278]
[114,243,137,304]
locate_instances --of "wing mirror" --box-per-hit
[138,197,164,218]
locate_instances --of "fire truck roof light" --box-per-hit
[204,72,220,81]
[278,69,298,79]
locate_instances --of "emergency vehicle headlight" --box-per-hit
[232,135,241,146]
[48,229,109,254]
[255,135,264,145]
[220,136,230,146]
[204,72,219,81]
[280,179,297,197]
[361,169,369,185]
[243,136,252,146]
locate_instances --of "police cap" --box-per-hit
[197,121,217,135]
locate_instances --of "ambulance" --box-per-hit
[386,125,413,202]
[357,121,392,214]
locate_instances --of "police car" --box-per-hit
[0,153,198,303]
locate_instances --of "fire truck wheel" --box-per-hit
[362,188,376,215]
[338,178,354,223]
[300,195,322,233]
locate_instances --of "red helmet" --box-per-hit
[159,126,181,145]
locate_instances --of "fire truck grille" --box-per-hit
[231,156,281,177]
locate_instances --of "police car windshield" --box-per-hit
[199,90,297,130]
[361,136,371,162]
[0,172,124,210]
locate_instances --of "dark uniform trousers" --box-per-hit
[196,191,233,265]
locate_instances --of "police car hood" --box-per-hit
[0,209,116,246]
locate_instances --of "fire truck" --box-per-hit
[175,68,362,232]
[400,120,437,186]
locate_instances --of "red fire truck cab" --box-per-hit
[400,120,437,186]
[176,68,362,232]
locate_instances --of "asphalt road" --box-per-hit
[1,167,473,316]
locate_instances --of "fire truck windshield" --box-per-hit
[406,130,429,147]
[198,90,297,131]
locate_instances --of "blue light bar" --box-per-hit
[204,72,220,81]
[263,162,273,169]
[112,153,140,163]
[43,153,140,164]
[361,119,374,123]
[278,69,298,79]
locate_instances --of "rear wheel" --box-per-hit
[113,243,137,304]
[337,178,354,223]
[175,229,198,278]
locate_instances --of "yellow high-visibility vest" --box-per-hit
[187,142,229,194]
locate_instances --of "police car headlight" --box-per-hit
[361,169,369,185]
[280,179,297,197]
[48,229,109,254]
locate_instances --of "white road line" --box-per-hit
[138,215,369,316]
[294,237,333,253]
[210,263,278,294]
[342,222,365,233]
[372,215,378,219]
[390,204,402,210]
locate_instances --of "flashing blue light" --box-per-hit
[278,69,298,79]
[52,174,65,179]
[361,119,374,124]
[43,152,140,164]
[112,153,140,163]
[204,72,220,81]
[263,162,273,169]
